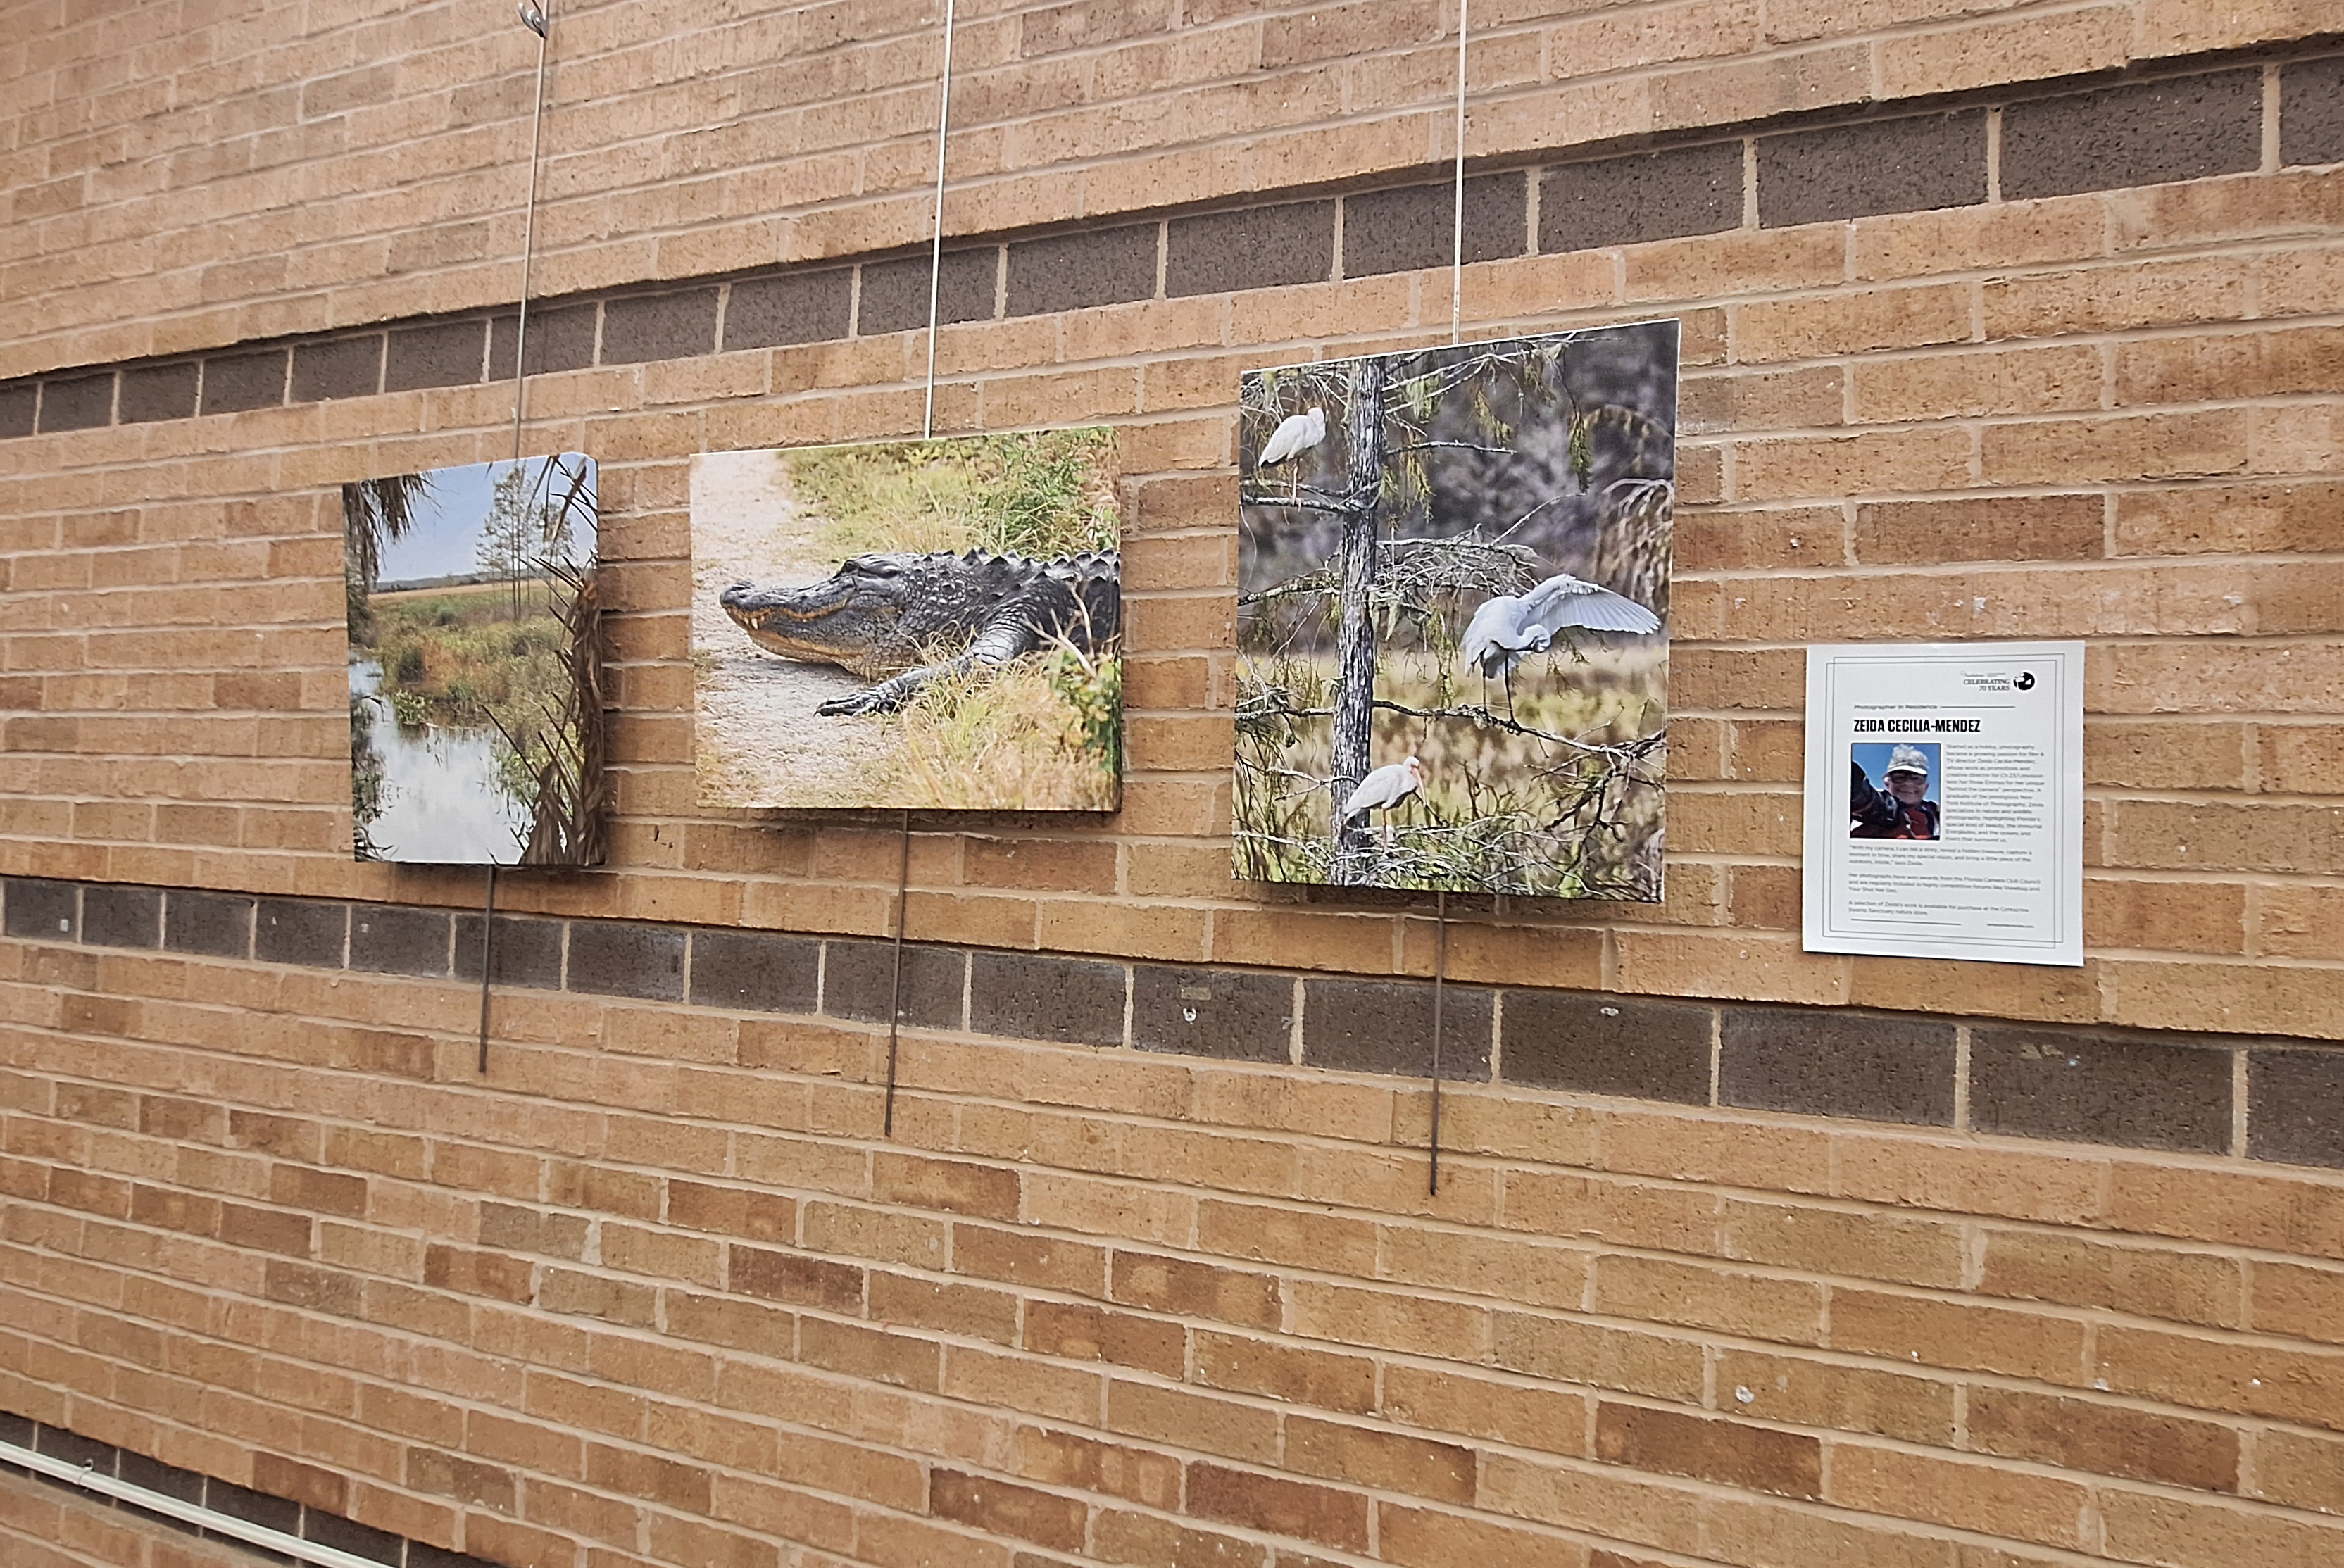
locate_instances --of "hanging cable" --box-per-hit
[922,0,959,441]
[882,811,914,1136]
[481,0,552,1076]
[1449,0,1469,346]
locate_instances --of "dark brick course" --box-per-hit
[2003,69,2262,200]
[115,1450,204,1504]
[970,952,1127,1047]
[37,372,115,432]
[1758,111,1986,227]
[384,319,488,392]
[1006,225,1158,317]
[489,302,599,377]
[81,884,161,949]
[0,383,32,439]
[348,905,452,977]
[1719,1009,1956,1126]
[2282,56,2344,168]
[1503,991,1712,1103]
[5,879,78,940]
[35,1423,115,1472]
[289,335,382,401]
[254,898,346,967]
[1542,141,1743,252]
[1970,1027,2232,1153]
[822,940,966,1029]
[200,349,287,414]
[1344,173,1526,279]
[1303,978,1493,1081]
[1131,965,1293,1062]
[301,1508,403,1564]
[689,929,821,1014]
[1167,201,1334,297]
[858,249,1000,334]
[164,890,255,959]
[117,363,200,424]
[204,1478,301,1535]
[453,914,565,989]
[2249,1049,2344,1169]
[567,922,687,1001]
[601,289,720,364]
[725,269,853,351]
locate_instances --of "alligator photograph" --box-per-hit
[690,432,1123,813]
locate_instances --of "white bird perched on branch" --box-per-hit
[1341,755,1425,846]
[1460,571,1660,717]
[1256,406,1326,470]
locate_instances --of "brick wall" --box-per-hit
[4,3,2343,1567]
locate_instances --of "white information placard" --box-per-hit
[1803,641,2084,966]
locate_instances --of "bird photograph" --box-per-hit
[1234,322,1677,898]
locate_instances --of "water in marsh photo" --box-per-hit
[344,453,603,865]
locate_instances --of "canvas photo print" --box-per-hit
[344,453,603,866]
[1235,321,1678,898]
[691,432,1122,812]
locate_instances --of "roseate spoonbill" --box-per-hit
[1341,754,1426,847]
[1460,571,1660,717]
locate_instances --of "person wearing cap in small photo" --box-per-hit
[1850,742,1941,841]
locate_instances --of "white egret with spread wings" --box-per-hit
[1460,570,1660,717]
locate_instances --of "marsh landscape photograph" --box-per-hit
[344,453,603,866]
[1236,321,1678,898]
[691,432,1122,813]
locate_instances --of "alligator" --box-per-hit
[720,548,1121,716]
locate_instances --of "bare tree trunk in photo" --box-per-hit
[1329,356,1387,883]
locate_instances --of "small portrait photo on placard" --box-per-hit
[1234,320,1679,898]
[344,453,603,867]
[1849,741,1942,841]
[690,432,1122,813]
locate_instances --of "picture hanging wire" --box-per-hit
[886,1,958,1138]
[482,0,554,1072]
[1429,1,1467,1192]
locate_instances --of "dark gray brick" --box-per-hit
[2281,56,2344,168]
[348,905,451,977]
[822,940,965,1029]
[165,889,255,959]
[203,1477,300,1535]
[301,1508,401,1564]
[858,248,999,334]
[689,929,820,1013]
[201,349,288,414]
[1302,977,1493,1081]
[1131,966,1293,1062]
[725,268,853,351]
[384,319,488,392]
[566,921,686,1001]
[255,899,347,966]
[0,382,33,439]
[1758,111,1986,227]
[2003,69,2262,200]
[408,1543,499,1568]
[116,1450,206,1505]
[1006,224,1158,316]
[1719,1008,1955,1126]
[970,952,1127,1047]
[1503,991,1713,1105]
[453,913,565,989]
[38,372,115,432]
[1972,1027,2232,1153]
[82,884,161,949]
[290,335,382,402]
[489,302,599,377]
[5,878,78,939]
[35,1424,115,1472]
[1541,141,1743,252]
[599,288,719,363]
[118,363,200,424]
[0,1410,31,1448]
[1343,173,1525,278]
[1167,201,1334,297]
[2250,1049,2344,1170]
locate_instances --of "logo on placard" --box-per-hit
[2014,672,2036,691]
